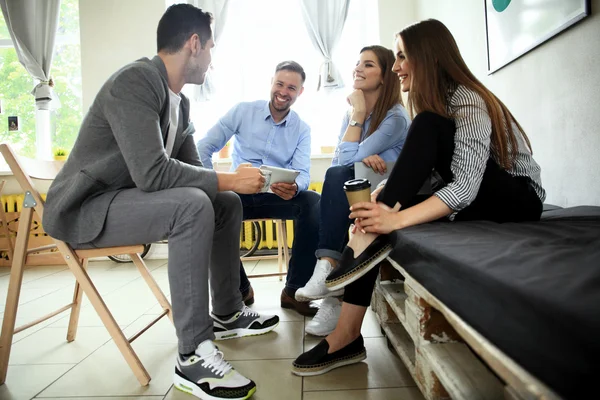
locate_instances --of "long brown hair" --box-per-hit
[397,19,531,169]
[359,45,402,137]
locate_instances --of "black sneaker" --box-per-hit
[325,235,392,291]
[212,305,279,340]
[174,340,256,399]
[291,335,366,376]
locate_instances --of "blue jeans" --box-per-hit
[238,190,321,292]
[315,165,355,261]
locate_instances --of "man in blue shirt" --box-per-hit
[197,61,321,317]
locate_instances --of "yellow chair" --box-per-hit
[0,143,172,386]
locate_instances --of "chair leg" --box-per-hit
[0,207,33,384]
[281,221,290,274]
[54,241,151,386]
[66,258,87,342]
[276,220,283,282]
[130,253,173,325]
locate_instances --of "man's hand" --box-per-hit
[271,182,297,200]
[362,154,386,175]
[232,164,265,194]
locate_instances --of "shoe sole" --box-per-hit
[305,327,335,337]
[325,245,392,292]
[294,289,344,302]
[214,321,279,340]
[280,302,318,317]
[174,372,257,400]
[291,349,367,376]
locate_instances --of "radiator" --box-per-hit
[0,182,325,252]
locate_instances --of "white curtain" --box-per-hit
[300,0,350,91]
[0,0,61,111]
[187,0,230,101]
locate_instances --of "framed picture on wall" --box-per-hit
[485,0,591,73]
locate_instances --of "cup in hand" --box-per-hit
[259,169,272,193]
[344,178,371,208]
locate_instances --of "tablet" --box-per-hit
[259,165,300,193]
[354,162,395,188]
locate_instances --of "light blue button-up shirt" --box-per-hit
[197,100,311,192]
[332,103,410,166]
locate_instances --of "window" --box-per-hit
[0,0,82,158]
[184,0,380,154]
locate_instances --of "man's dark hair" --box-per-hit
[157,4,213,53]
[275,61,306,84]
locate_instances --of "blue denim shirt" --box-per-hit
[197,100,311,192]
[332,103,410,166]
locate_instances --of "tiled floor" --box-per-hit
[0,258,424,400]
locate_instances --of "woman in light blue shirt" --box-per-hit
[295,45,410,335]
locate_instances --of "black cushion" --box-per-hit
[389,206,600,400]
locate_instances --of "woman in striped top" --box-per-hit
[292,19,546,377]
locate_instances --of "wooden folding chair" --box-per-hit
[0,143,173,386]
[242,218,289,281]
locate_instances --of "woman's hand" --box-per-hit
[351,201,402,234]
[370,185,384,203]
[347,89,366,115]
[362,154,386,175]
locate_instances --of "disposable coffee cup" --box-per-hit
[344,178,371,207]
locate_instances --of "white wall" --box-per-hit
[78,0,165,112]
[379,0,600,207]
[378,0,417,47]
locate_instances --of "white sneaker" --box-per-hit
[295,259,344,301]
[174,340,256,399]
[305,297,342,336]
[212,305,279,340]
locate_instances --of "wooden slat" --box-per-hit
[420,342,504,400]
[26,244,57,254]
[128,310,169,343]
[378,280,408,322]
[246,272,287,278]
[0,206,33,384]
[130,253,173,324]
[14,304,74,334]
[75,245,145,259]
[386,257,562,400]
[54,240,151,386]
[241,254,278,261]
[377,318,416,375]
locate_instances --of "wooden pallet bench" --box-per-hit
[371,258,562,400]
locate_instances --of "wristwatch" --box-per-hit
[349,119,363,128]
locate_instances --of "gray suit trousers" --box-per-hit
[78,187,244,353]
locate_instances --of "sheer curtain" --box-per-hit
[0,0,61,159]
[185,0,230,101]
[188,0,380,152]
[300,0,350,91]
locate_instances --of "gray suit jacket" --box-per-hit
[43,56,218,244]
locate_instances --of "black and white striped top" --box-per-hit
[434,85,546,219]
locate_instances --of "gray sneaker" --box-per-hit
[212,305,279,340]
[174,340,256,399]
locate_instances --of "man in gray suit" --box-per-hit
[43,4,274,399]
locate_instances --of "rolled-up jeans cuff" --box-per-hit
[315,248,343,261]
